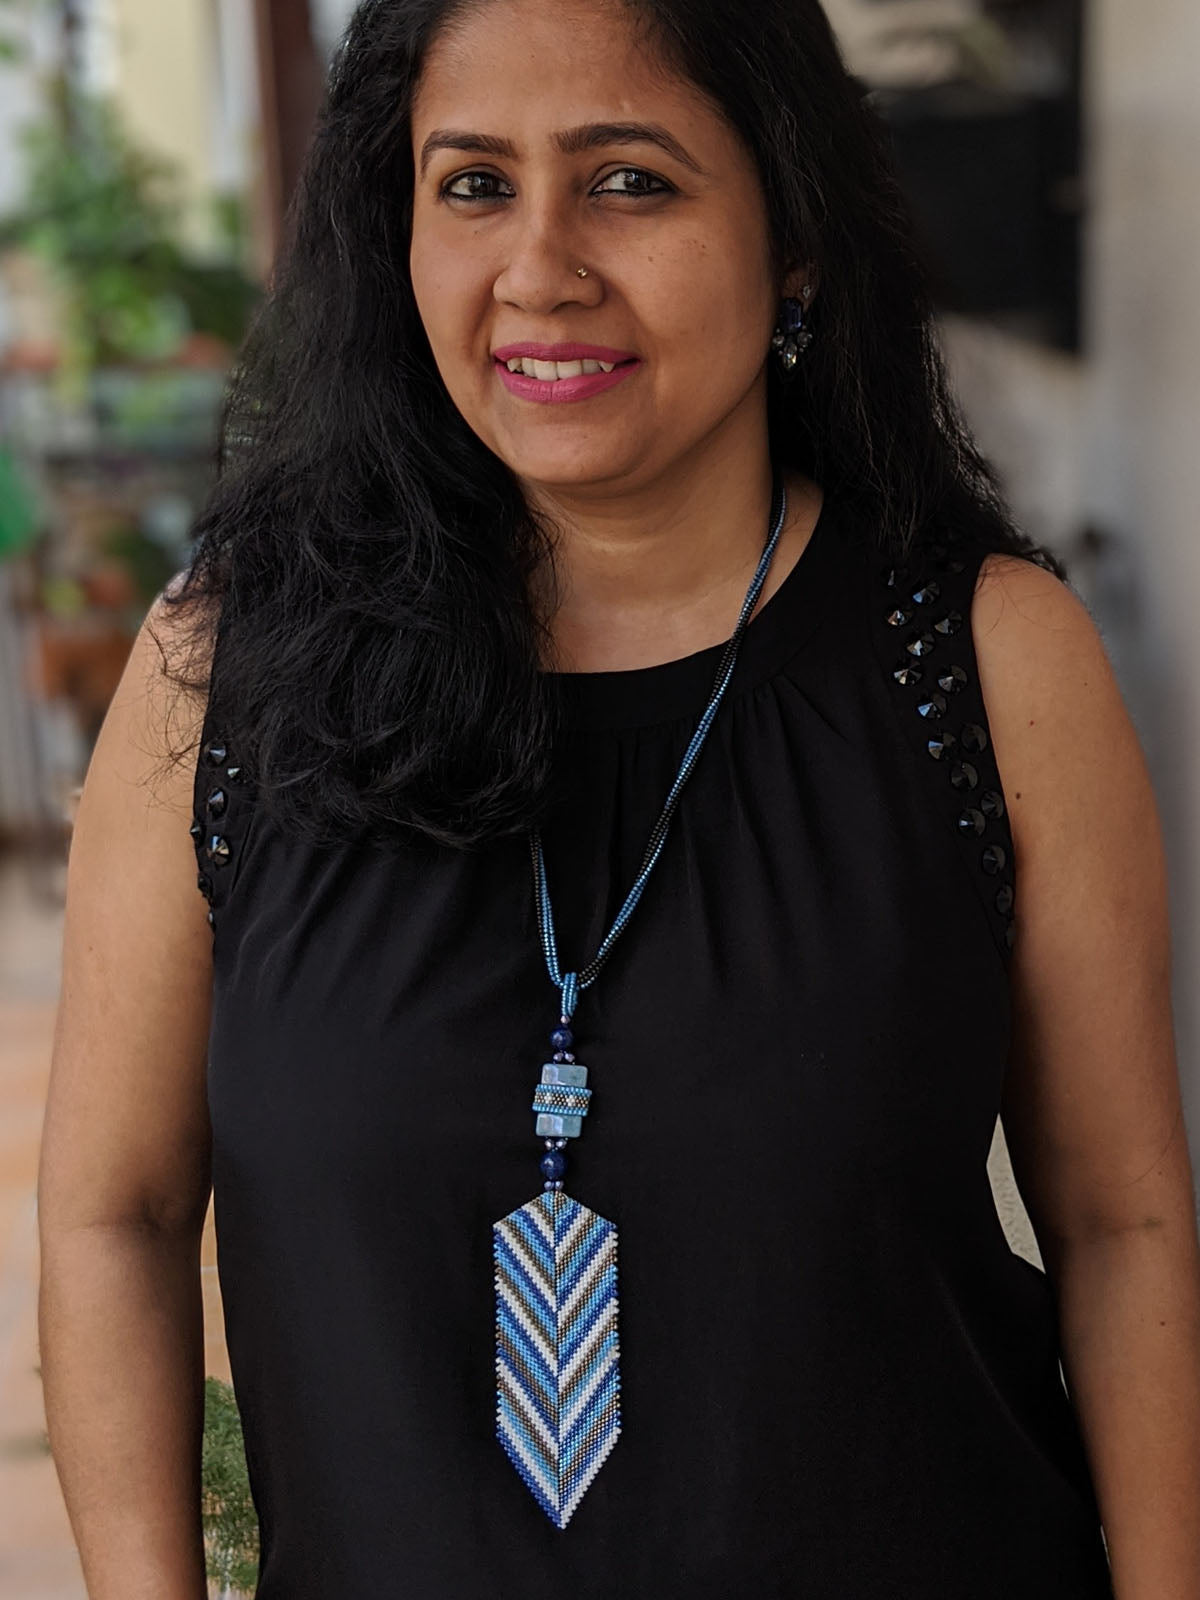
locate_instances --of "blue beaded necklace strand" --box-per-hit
[492,473,790,1529]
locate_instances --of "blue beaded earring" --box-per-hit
[771,284,814,372]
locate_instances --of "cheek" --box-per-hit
[410,229,482,360]
[648,234,774,386]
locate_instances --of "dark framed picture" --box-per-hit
[835,0,1086,351]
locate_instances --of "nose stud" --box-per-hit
[576,266,589,278]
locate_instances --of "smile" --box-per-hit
[492,343,642,405]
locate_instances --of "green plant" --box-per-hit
[0,86,259,382]
[202,1376,260,1598]
[2,93,260,377]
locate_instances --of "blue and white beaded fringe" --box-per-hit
[493,1188,620,1528]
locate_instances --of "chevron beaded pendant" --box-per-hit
[493,1189,620,1528]
[493,1030,620,1528]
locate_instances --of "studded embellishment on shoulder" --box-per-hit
[189,728,255,933]
[876,538,1017,961]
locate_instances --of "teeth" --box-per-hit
[502,356,625,380]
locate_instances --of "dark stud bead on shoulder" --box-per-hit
[203,741,228,766]
[886,606,914,628]
[995,883,1015,915]
[916,692,948,721]
[207,908,215,927]
[927,729,957,760]
[937,664,968,694]
[948,558,966,574]
[981,843,1008,875]
[949,761,979,792]
[550,1025,574,1051]
[957,808,986,837]
[225,765,242,784]
[960,722,989,754]
[1004,922,1017,950]
[189,818,203,841]
[934,610,964,637]
[197,872,213,897]
[980,789,1006,819]
[893,662,923,687]
[906,631,936,658]
[929,542,948,564]
[540,1150,567,1181]
[206,835,232,868]
[911,582,941,606]
[205,788,227,819]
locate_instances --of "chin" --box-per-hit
[493,437,647,492]
[510,458,642,495]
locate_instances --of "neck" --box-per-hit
[524,440,822,674]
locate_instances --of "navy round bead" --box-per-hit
[550,1026,574,1051]
[540,1150,567,1181]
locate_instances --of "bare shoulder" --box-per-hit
[968,550,1144,835]
[98,579,217,817]
[971,548,1110,689]
[967,547,1155,927]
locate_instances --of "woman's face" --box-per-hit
[409,0,794,501]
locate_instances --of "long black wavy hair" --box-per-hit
[162,0,1065,850]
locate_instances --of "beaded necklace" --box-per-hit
[492,473,789,1528]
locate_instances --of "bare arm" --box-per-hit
[974,553,1200,1600]
[38,597,217,1600]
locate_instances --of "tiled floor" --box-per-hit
[0,851,229,1600]
[0,845,1040,1600]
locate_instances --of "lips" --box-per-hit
[494,353,641,405]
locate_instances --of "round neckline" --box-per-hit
[544,483,839,732]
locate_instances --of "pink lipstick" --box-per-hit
[492,342,642,405]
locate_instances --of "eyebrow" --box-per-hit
[418,120,704,179]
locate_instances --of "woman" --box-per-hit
[37,0,1200,1595]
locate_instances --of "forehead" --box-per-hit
[412,0,718,145]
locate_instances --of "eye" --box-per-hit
[440,170,515,203]
[593,167,672,197]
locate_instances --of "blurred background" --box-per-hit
[0,0,1196,1594]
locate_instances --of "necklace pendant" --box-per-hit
[492,1051,621,1527]
[493,1188,620,1528]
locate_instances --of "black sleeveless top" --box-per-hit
[191,488,1115,1598]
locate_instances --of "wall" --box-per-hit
[310,0,356,59]
[106,0,222,251]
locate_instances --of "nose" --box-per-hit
[493,206,602,315]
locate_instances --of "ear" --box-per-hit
[783,260,820,306]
